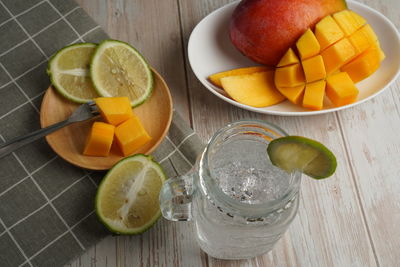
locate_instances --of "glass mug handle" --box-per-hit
[159,173,195,221]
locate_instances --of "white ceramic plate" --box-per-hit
[188,0,400,116]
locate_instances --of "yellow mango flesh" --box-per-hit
[274,64,305,87]
[208,66,270,88]
[321,38,356,74]
[95,97,133,126]
[302,80,326,110]
[301,55,326,83]
[315,15,344,51]
[83,122,115,157]
[341,45,382,83]
[333,10,366,36]
[114,115,151,156]
[277,48,299,67]
[277,85,305,105]
[221,71,285,108]
[326,72,359,107]
[348,24,378,55]
[296,29,320,60]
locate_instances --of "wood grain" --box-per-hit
[69,0,400,266]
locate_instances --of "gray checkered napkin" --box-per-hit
[0,0,203,266]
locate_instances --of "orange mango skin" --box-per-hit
[229,0,347,66]
[83,122,115,157]
[95,97,133,126]
[114,115,151,156]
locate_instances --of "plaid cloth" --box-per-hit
[0,0,203,266]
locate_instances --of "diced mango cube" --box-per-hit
[277,85,305,105]
[301,55,326,83]
[326,72,359,107]
[114,115,151,156]
[274,64,305,87]
[321,38,356,74]
[83,122,115,157]
[348,24,378,55]
[277,48,299,67]
[341,45,382,83]
[333,10,366,36]
[296,29,320,59]
[302,80,326,110]
[315,15,345,51]
[95,97,133,126]
[221,71,285,108]
[208,66,270,88]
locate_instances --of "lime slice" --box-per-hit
[267,136,337,179]
[96,154,166,234]
[47,43,99,103]
[90,40,153,107]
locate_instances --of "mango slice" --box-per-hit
[277,85,305,105]
[220,71,285,108]
[277,48,299,67]
[274,64,305,87]
[333,10,366,36]
[95,97,133,126]
[326,72,359,107]
[301,55,326,83]
[303,80,326,110]
[296,29,320,60]
[341,45,382,83]
[83,122,115,157]
[348,24,378,55]
[315,15,344,51]
[208,66,270,88]
[114,115,151,156]
[321,38,355,74]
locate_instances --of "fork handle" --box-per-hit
[0,119,71,159]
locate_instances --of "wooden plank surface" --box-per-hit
[69,0,400,266]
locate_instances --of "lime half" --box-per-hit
[267,136,337,179]
[47,43,99,103]
[90,40,153,107]
[96,154,166,234]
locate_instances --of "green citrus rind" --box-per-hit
[95,154,166,235]
[267,136,337,179]
[90,39,154,107]
[47,43,98,103]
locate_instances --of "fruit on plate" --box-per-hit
[229,0,347,66]
[96,154,166,234]
[83,122,115,157]
[220,71,285,107]
[94,97,133,126]
[274,9,384,109]
[47,43,99,103]
[90,40,154,107]
[115,115,152,156]
[208,66,271,87]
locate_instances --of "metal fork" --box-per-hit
[0,101,99,159]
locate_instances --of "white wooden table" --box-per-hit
[69,0,400,266]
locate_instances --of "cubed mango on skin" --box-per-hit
[296,29,321,60]
[321,38,356,74]
[348,24,378,55]
[277,48,299,67]
[114,115,151,156]
[208,66,271,88]
[315,15,345,51]
[276,85,305,105]
[326,72,359,107]
[333,10,366,36]
[340,45,382,83]
[274,64,305,87]
[83,122,115,157]
[221,71,285,108]
[95,97,133,126]
[301,55,326,83]
[302,80,326,110]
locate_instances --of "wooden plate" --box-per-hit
[40,69,173,170]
